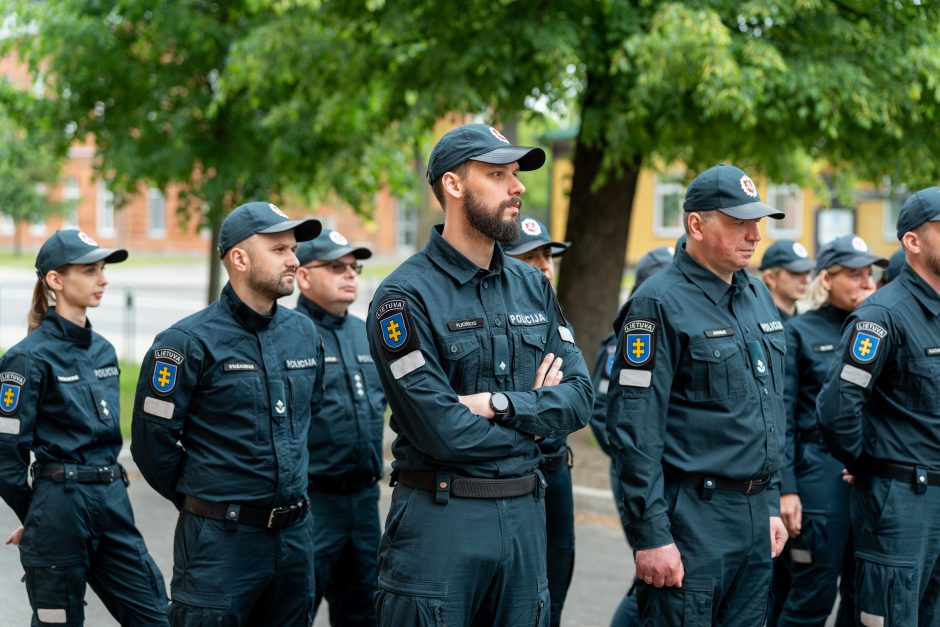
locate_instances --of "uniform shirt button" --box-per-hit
[483,281,488,289]
[541,336,546,343]
[495,319,501,326]
[763,387,769,395]
[450,345,458,353]
[713,350,721,358]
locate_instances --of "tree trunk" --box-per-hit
[206,216,222,304]
[555,136,641,376]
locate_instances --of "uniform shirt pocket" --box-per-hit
[688,341,747,401]
[765,334,788,394]
[517,331,547,390]
[436,336,480,393]
[905,358,940,413]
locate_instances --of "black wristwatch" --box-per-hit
[490,392,512,423]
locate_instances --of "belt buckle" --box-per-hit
[744,477,766,495]
[98,467,115,483]
[267,505,289,529]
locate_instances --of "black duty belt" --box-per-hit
[871,460,940,489]
[665,468,770,496]
[182,495,308,529]
[798,430,825,445]
[308,475,378,494]
[539,447,573,474]
[35,463,127,485]
[395,470,538,499]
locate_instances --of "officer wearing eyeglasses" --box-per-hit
[295,229,386,627]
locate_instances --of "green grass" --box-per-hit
[119,360,141,438]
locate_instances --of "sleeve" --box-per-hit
[605,296,679,550]
[131,328,203,504]
[501,279,594,438]
[368,285,522,463]
[588,334,617,457]
[816,306,894,469]
[780,322,800,495]
[0,353,41,523]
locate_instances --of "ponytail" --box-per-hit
[28,267,65,333]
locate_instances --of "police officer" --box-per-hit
[589,245,674,627]
[759,239,814,321]
[818,187,940,625]
[294,228,385,626]
[131,202,323,626]
[776,234,885,627]
[368,123,593,625]
[876,247,906,287]
[607,164,789,624]
[0,230,169,626]
[504,215,576,627]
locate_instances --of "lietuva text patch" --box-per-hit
[375,299,415,353]
[151,348,184,395]
[622,319,656,368]
[849,321,887,365]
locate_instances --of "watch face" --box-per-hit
[491,393,509,413]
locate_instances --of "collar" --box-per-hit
[819,304,851,324]
[221,282,276,331]
[44,308,93,348]
[675,245,755,305]
[424,224,505,285]
[899,265,940,317]
[296,295,346,329]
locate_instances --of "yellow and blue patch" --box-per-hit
[150,347,185,395]
[849,321,887,365]
[0,382,21,414]
[375,299,414,354]
[622,319,657,368]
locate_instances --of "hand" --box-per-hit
[532,353,563,389]
[780,493,803,537]
[457,393,494,419]
[5,526,23,546]
[852,287,876,308]
[770,516,788,558]
[841,468,855,486]
[635,543,684,588]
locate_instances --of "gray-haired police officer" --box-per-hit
[818,187,940,625]
[759,239,814,321]
[607,164,789,625]
[368,124,593,625]
[132,201,324,626]
[504,215,576,627]
[0,231,169,627]
[295,229,385,626]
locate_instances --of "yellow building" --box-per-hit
[544,130,903,267]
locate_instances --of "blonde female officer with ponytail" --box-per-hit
[0,230,168,627]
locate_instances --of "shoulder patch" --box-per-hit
[151,348,184,395]
[849,321,887,365]
[0,372,26,414]
[604,344,616,376]
[375,299,416,353]
[622,319,656,368]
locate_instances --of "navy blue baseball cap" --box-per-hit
[815,234,888,272]
[883,248,906,283]
[502,216,571,257]
[35,230,128,277]
[684,164,785,220]
[896,186,940,240]
[296,229,372,265]
[635,246,675,289]
[218,201,321,258]
[758,239,814,272]
[426,124,546,184]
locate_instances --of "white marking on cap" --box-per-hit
[269,203,289,218]
[329,231,349,246]
[489,127,510,143]
[78,231,99,247]
[792,242,808,258]
[521,219,541,236]
[740,175,758,197]
[852,236,868,252]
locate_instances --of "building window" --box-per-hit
[653,176,686,238]
[766,184,802,238]
[883,195,903,242]
[148,188,166,238]
[97,181,114,236]
[395,199,418,251]
[28,183,47,236]
[61,177,80,229]
[0,215,13,236]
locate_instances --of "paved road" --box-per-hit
[0,460,633,627]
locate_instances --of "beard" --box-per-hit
[464,188,521,243]
[248,260,295,300]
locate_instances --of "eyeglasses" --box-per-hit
[309,261,363,275]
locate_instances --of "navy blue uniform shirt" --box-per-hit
[131,282,325,507]
[780,305,847,493]
[818,265,940,469]
[367,226,593,479]
[607,244,787,549]
[297,296,385,482]
[0,309,122,522]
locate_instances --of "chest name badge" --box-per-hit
[812,344,835,353]
[324,355,340,364]
[57,374,80,383]
[760,321,784,333]
[926,347,940,356]
[704,327,734,338]
[447,318,484,331]
[375,299,411,353]
[223,362,258,372]
[357,355,374,364]
[152,348,184,395]
[0,372,25,414]
[850,321,887,364]
[623,319,656,367]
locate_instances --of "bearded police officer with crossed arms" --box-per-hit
[818,187,940,626]
[132,201,323,626]
[294,228,385,626]
[367,124,592,625]
[607,164,789,625]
